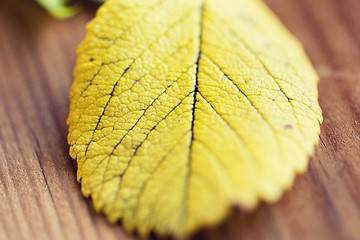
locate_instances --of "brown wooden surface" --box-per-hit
[0,0,360,239]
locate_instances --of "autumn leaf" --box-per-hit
[67,0,322,238]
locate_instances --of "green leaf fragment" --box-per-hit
[35,0,106,19]
[36,0,76,18]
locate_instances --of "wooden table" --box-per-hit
[0,0,359,239]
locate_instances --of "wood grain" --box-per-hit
[0,0,359,239]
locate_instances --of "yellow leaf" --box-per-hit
[67,0,322,238]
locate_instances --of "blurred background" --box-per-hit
[0,0,359,239]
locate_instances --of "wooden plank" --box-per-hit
[0,0,359,239]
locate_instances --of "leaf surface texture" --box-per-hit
[68,0,322,237]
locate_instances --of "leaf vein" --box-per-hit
[79,6,197,98]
